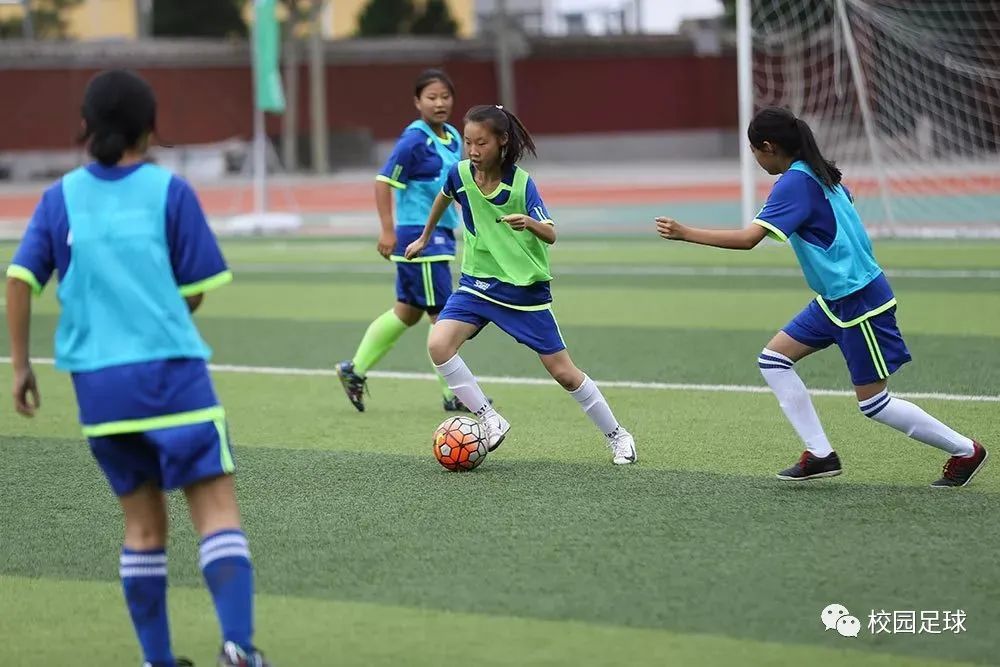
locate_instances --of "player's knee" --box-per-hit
[758,348,794,375]
[427,336,455,366]
[399,311,422,327]
[551,364,584,391]
[123,516,167,550]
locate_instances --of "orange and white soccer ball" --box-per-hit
[433,416,488,471]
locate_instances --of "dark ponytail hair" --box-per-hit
[464,104,537,172]
[748,107,842,187]
[414,68,455,98]
[79,69,157,166]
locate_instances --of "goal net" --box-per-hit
[744,0,1000,237]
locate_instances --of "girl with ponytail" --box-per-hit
[655,106,986,487]
[404,104,637,465]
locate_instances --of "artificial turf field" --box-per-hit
[2,237,999,667]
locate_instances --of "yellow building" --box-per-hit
[0,0,475,41]
[68,0,137,39]
[0,0,136,40]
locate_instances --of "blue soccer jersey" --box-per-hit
[753,161,895,326]
[7,162,231,434]
[378,121,461,233]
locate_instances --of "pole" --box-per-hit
[308,18,328,173]
[835,0,895,227]
[736,0,755,226]
[135,0,152,38]
[282,36,300,172]
[495,0,517,109]
[253,108,267,214]
[250,2,267,214]
[20,0,33,39]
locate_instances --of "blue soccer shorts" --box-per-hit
[438,289,567,356]
[88,415,235,497]
[783,300,912,386]
[396,261,453,315]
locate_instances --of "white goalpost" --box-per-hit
[738,0,1000,237]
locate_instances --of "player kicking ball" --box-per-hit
[655,107,986,487]
[405,104,636,465]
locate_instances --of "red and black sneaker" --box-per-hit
[776,451,843,481]
[931,441,988,488]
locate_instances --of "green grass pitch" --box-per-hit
[2,238,999,666]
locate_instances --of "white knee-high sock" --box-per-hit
[570,375,622,438]
[859,389,975,456]
[758,349,834,457]
[435,355,491,416]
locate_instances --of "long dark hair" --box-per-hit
[748,107,842,187]
[414,68,455,97]
[464,104,536,173]
[78,69,157,166]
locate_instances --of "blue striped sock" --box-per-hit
[200,530,255,654]
[120,548,173,665]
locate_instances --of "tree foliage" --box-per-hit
[0,0,85,39]
[152,0,247,38]
[357,0,457,37]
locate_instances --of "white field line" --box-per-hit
[3,357,998,403]
[1,260,998,280]
[226,262,1000,280]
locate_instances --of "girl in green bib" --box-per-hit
[405,105,636,465]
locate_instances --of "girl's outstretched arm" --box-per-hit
[656,217,768,251]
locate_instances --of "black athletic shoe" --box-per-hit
[218,642,271,667]
[931,441,988,488]
[443,396,494,413]
[335,360,367,412]
[776,451,843,481]
[143,659,194,667]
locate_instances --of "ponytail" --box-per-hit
[464,104,537,172]
[78,69,157,167]
[795,117,842,188]
[88,130,128,166]
[748,107,842,188]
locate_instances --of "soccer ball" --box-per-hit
[433,416,488,471]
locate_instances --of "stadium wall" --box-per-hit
[0,36,738,166]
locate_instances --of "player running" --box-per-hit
[655,106,987,487]
[336,69,477,413]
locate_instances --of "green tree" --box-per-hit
[356,0,416,36]
[152,0,247,38]
[411,0,457,36]
[0,0,84,39]
[721,0,736,27]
